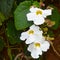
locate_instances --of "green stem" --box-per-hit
[8,48,12,60]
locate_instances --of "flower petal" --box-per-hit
[27,43,43,59]
[33,16,45,25]
[25,35,35,44]
[26,13,35,21]
[20,32,28,41]
[27,43,34,52]
[31,48,42,58]
[30,24,40,30]
[33,35,45,43]
[35,30,43,35]
[30,25,39,30]
[31,52,39,59]
[38,48,42,55]
[43,9,52,18]
[28,43,42,54]
[41,41,50,52]
[30,7,38,13]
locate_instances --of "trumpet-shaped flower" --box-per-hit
[20,25,43,44]
[27,40,50,59]
[26,6,52,25]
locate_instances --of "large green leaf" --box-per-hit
[0,38,4,51]
[6,20,21,45]
[0,0,14,17]
[14,1,33,30]
[47,5,60,30]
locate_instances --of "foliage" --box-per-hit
[0,0,14,17]
[0,0,14,26]
[14,1,33,30]
[6,20,21,45]
[0,0,60,60]
[0,38,4,51]
[0,12,6,25]
[47,5,60,30]
[32,1,40,7]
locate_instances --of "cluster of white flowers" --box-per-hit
[27,6,52,25]
[20,6,52,59]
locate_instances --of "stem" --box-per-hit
[14,53,29,60]
[14,53,33,60]
[40,0,43,2]
[48,40,60,57]
[14,53,22,60]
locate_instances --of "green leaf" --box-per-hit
[0,0,14,17]
[14,1,33,30]
[33,1,40,7]
[0,12,6,26]
[47,5,60,30]
[6,20,21,45]
[0,38,4,51]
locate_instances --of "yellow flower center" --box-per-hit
[34,43,40,48]
[36,10,42,15]
[28,30,34,34]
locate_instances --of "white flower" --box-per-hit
[20,25,43,44]
[26,6,52,25]
[27,40,50,59]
